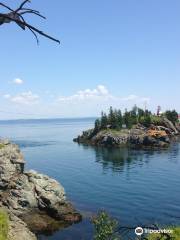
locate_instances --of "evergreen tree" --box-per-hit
[111,109,119,129]
[130,105,138,125]
[117,110,123,129]
[100,112,108,129]
[93,105,179,133]
[138,108,145,117]
[94,119,101,134]
[137,108,145,122]
[143,115,151,127]
[123,110,133,129]
[107,107,116,129]
[108,107,114,125]
[165,110,178,124]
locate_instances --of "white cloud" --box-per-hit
[57,85,150,105]
[4,91,40,105]
[3,94,11,99]
[1,85,151,119]
[52,86,150,118]
[13,78,24,85]
[121,94,138,101]
[57,85,112,102]
[54,85,151,117]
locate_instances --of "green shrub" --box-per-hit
[147,227,180,240]
[92,211,121,240]
[150,115,162,125]
[0,210,8,240]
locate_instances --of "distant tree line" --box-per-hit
[93,106,179,133]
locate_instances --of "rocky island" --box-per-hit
[74,107,180,148]
[0,140,81,240]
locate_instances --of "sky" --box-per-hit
[0,0,180,119]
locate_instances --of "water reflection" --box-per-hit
[80,144,179,173]
[94,147,143,172]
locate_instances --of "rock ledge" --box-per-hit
[0,139,81,239]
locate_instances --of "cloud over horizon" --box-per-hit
[1,85,151,119]
[3,91,40,105]
[57,85,112,102]
[53,85,151,117]
[57,85,150,105]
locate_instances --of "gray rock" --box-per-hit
[8,213,37,240]
[175,122,180,132]
[0,143,25,189]
[0,140,81,235]
[162,117,179,135]
[74,120,175,148]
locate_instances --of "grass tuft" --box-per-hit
[0,144,5,150]
[0,210,8,240]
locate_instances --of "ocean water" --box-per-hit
[0,118,180,239]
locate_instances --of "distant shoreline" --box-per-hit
[0,117,97,123]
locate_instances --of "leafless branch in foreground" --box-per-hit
[0,0,60,44]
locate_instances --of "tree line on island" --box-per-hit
[93,106,179,134]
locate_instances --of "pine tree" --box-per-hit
[117,110,123,129]
[123,110,133,129]
[165,110,178,124]
[94,119,101,134]
[130,105,138,125]
[100,112,108,129]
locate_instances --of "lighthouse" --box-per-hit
[157,106,161,116]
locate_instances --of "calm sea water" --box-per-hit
[0,118,180,239]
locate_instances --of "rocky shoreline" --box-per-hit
[74,117,180,148]
[0,140,82,240]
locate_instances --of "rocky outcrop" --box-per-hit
[161,117,179,135]
[74,130,129,146]
[8,213,37,240]
[0,140,25,190]
[0,139,81,238]
[74,118,180,148]
[129,128,170,148]
[175,122,180,132]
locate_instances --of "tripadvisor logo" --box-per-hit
[135,227,144,236]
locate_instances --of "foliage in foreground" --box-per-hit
[147,227,180,240]
[92,211,121,240]
[92,211,180,240]
[0,210,8,240]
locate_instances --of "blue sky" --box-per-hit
[0,0,180,119]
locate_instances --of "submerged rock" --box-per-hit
[0,141,81,237]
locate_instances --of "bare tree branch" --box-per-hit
[15,0,31,13]
[0,2,14,11]
[29,27,39,44]
[0,0,60,44]
[20,10,46,19]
